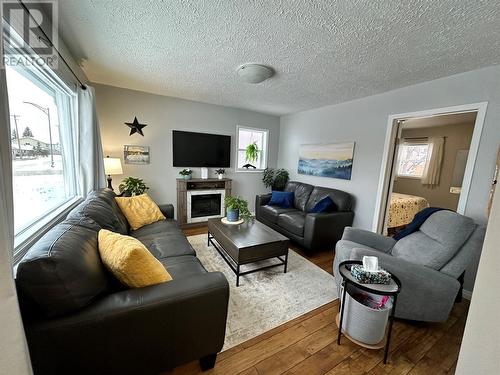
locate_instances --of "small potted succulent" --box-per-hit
[179,168,193,180]
[215,168,225,180]
[224,196,252,222]
[119,177,149,196]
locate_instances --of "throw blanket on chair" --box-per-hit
[393,207,447,240]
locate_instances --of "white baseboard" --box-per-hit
[462,289,472,300]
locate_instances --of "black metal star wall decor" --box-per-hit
[125,116,147,136]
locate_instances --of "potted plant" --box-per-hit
[262,168,289,191]
[224,196,252,222]
[118,177,149,196]
[215,168,225,180]
[179,168,193,180]
[243,142,259,169]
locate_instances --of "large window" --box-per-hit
[236,126,268,171]
[6,65,77,239]
[396,141,429,178]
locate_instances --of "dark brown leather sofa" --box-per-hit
[15,189,229,375]
[256,181,354,251]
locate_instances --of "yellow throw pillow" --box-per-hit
[115,193,166,230]
[98,229,172,288]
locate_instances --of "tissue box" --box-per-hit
[350,265,392,285]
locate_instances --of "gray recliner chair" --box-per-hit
[333,210,485,322]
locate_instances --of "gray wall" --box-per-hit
[278,65,500,291]
[94,84,280,215]
[279,65,500,229]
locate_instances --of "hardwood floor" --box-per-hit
[170,225,468,375]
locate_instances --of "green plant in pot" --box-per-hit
[215,168,225,180]
[244,142,259,169]
[262,168,289,191]
[224,196,252,222]
[119,177,149,196]
[179,168,193,180]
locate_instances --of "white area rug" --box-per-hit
[187,234,338,350]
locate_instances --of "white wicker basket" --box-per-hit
[340,283,393,345]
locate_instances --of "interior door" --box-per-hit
[381,120,404,234]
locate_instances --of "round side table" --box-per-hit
[336,260,402,364]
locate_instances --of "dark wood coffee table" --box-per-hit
[207,218,289,286]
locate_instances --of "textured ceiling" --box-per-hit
[56,0,500,115]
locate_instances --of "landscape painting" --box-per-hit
[298,142,355,180]
[124,145,150,164]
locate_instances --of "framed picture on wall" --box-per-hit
[298,142,355,180]
[124,145,150,165]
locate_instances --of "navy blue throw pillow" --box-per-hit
[393,207,446,240]
[269,191,294,208]
[309,196,335,213]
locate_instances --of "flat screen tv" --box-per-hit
[172,130,231,167]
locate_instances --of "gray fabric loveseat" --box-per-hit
[16,189,229,375]
[334,210,485,322]
[256,181,354,251]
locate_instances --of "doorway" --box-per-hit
[373,102,488,234]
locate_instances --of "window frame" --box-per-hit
[396,140,430,179]
[4,26,82,259]
[235,125,269,173]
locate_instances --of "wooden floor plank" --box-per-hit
[241,301,336,349]
[282,338,360,375]
[166,226,470,375]
[368,350,415,375]
[398,317,458,365]
[326,318,421,375]
[407,313,468,375]
[253,319,338,375]
[237,366,260,375]
[206,307,337,374]
[325,349,381,375]
[445,361,458,375]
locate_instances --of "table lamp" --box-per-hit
[104,156,123,190]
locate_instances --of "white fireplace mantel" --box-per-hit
[187,189,226,223]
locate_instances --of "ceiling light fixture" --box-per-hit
[237,63,274,84]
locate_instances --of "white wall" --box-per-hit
[95,84,280,215]
[456,186,500,375]
[278,65,500,290]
